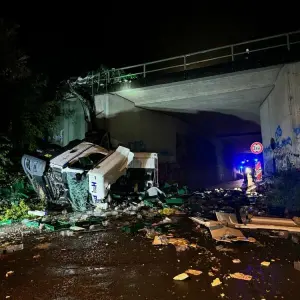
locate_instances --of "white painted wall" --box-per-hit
[260,62,300,173]
[94,93,189,163]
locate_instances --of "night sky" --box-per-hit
[12,9,299,82]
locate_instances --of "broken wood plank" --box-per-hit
[234,223,300,232]
[250,216,298,227]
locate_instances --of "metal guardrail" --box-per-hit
[107,30,300,82]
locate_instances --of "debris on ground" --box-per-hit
[152,235,168,245]
[190,216,255,243]
[60,230,75,237]
[168,238,189,252]
[28,210,46,217]
[2,159,300,298]
[185,269,202,276]
[173,273,189,281]
[5,271,14,278]
[294,261,300,271]
[216,245,235,252]
[159,208,179,216]
[34,243,51,250]
[0,243,23,254]
[70,226,85,231]
[211,278,222,287]
[217,212,300,233]
[292,235,299,244]
[261,261,271,267]
[230,272,252,281]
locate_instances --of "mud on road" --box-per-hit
[1,217,300,300]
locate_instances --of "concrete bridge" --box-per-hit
[103,30,300,176]
[55,30,300,186]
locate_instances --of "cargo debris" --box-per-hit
[189,217,256,243]
[185,269,202,276]
[211,278,222,287]
[229,272,252,281]
[261,261,271,267]
[173,273,189,281]
[5,271,14,278]
[216,212,300,233]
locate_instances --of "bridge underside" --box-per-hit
[114,65,282,124]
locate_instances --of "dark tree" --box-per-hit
[0,20,60,151]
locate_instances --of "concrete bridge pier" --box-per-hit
[260,62,300,173]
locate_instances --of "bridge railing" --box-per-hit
[106,30,300,82]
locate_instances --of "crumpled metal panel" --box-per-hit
[50,142,94,169]
[88,146,134,203]
[21,155,47,177]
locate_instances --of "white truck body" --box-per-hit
[88,146,134,203]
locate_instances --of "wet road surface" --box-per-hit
[1,218,300,300]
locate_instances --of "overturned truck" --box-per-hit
[21,142,158,211]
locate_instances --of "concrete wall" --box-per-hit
[260,62,300,173]
[95,93,189,163]
[50,97,87,147]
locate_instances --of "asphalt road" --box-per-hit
[1,217,300,300]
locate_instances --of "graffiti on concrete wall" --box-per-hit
[264,125,300,173]
[128,140,146,152]
[293,126,300,153]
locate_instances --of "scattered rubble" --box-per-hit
[185,269,202,276]
[173,273,189,281]
[294,261,300,271]
[190,216,256,243]
[211,278,222,287]
[168,238,189,252]
[5,271,14,278]
[34,243,51,250]
[261,261,271,267]
[216,245,235,252]
[230,272,252,281]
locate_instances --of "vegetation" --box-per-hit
[266,170,300,212]
[0,176,41,221]
[0,20,61,151]
[0,20,58,219]
[0,200,30,221]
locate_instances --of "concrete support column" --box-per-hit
[260,63,300,173]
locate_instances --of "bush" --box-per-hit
[0,176,45,221]
[266,170,300,212]
[0,200,30,221]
